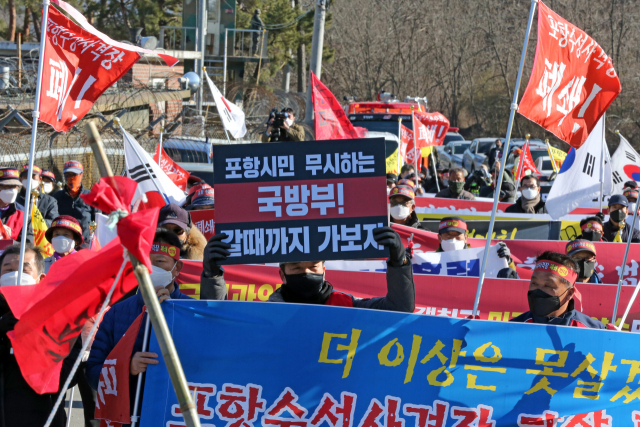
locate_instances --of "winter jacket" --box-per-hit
[0,304,80,427]
[435,187,476,200]
[52,186,100,247]
[425,177,445,194]
[0,203,24,241]
[261,124,305,142]
[390,211,425,230]
[602,220,640,243]
[505,197,548,214]
[183,227,207,260]
[267,263,415,312]
[510,299,606,329]
[86,284,192,416]
[17,190,59,227]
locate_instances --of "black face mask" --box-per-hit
[575,259,596,279]
[610,209,626,223]
[527,287,571,317]
[283,272,326,300]
[581,230,602,242]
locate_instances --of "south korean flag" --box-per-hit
[610,132,640,195]
[123,129,186,206]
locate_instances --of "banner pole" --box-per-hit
[546,140,558,173]
[472,0,538,317]
[617,270,640,331]
[430,149,440,192]
[599,113,606,213]
[412,111,418,189]
[158,126,164,167]
[130,314,151,427]
[611,194,640,325]
[17,0,50,286]
[397,119,402,175]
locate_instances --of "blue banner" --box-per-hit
[141,301,640,427]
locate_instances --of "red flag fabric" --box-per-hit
[515,142,542,180]
[39,6,141,132]
[414,112,450,146]
[411,113,432,149]
[310,71,361,140]
[153,145,190,191]
[0,239,138,394]
[94,311,144,425]
[399,124,413,164]
[517,1,621,148]
[81,177,159,270]
[404,131,423,167]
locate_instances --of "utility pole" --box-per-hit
[196,0,207,116]
[304,0,326,125]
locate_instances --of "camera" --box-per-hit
[268,108,290,141]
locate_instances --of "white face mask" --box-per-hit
[285,118,294,127]
[0,271,37,286]
[43,183,54,194]
[522,188,538,200]
[52,236,75,254]
[0,188,19,204]
[149,263,176,290]
[390,204,411,220]
[441,238,466,252]
[22,179,39,191]
[629,203,637,213]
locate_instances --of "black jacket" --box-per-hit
[17,190,59,227]
[435,188,476,200]
[0,303,80,427]
[425,177,444,194]
[390,211,425,230]
[52,186,100,246]
[511,300,606,329]
[602,220,640,243]
[505,197,548,214]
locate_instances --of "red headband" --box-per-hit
[533,260,577,285]
[439,219,468,231]
[151,242,180,260]
[580,222,603,232]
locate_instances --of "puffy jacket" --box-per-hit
[510,300,606,329]
[52,186,100,246]
[505,197,548,214]
[17,190,59,227]
[602,220,640,243]
[86,284,192,416]
[0,203,24,241]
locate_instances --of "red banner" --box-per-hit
[311,71,361,140]
[153,145,190,191]
[39,7,141,132]
[414,112,450,146]
[414,195,602,215]
[411,113,432,149]
[190,209,215,241]
[517,1,621,148]
[515,142,542,180]
[176,261,640,331]
[399,124,412,164]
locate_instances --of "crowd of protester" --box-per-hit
[0,156,637,426]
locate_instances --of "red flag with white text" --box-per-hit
[411,113,432,149]
[515,142,541,180]
[38,3,177,132]
[404,124,422,166]
[399,124,412,164]
[517,1,621,148]
[414,112,450,146]
[153,144,190,191]
[311,71,361,140]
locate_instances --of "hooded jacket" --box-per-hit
[182,226,207,260]
[510,299,606,329]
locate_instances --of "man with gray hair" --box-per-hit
[436,167,476,200]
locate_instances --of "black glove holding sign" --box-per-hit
[373,227,407,267]
[203,234,231,277]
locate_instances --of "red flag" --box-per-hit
[399,124,413,164]
[404,122,423,167]
[153,145,190,191]
[310,71,361,140]
[411,114,432,149]
[414,112,450,146]
[94,311,144,426]
[515,142,541,181]
[1,239,138,394]
[517,1,621,148]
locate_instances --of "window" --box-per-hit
[453,143,470,154]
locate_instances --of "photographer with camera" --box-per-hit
[262,107,305,142]
[465,165,492,197]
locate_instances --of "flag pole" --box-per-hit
[130,314,151,427]
[411,110,418,189]
[611,195,640,326]
[599,113,606,213]
[17,0,50,286]
[397,119,402,175]
[545,139,558,173]
[472,0,538,317]
[430,149,440,192]
[158,126,164,166]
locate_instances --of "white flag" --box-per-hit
[610,133,640,195]
[123,129,186,206]
[546,117,613,219]
[204,73,247,139]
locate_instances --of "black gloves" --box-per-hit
[373,227,406,267]
[203,234,231,277]
[497,242,511,262]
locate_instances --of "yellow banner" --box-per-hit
[547,145,567,172]
[386,147,399,174]
[32,202,54,256]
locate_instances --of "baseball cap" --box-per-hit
[608,194,628,208]
[63,161,84,174]
[386,173,398,184]
[41,169,56,181]
[566,239,597,257]
[438,216,467,234]
[21,165,42,176]
[623,181,638,190]
[0,168,22,186]
[45,215,84,246]
[389,186,415,200]
[397,179,416,189]
[158,203,192,230]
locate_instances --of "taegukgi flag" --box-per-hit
[610,132,640,196]
[204,72,247,139]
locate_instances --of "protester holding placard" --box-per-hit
[511,251,606,328]
[388,187,424,229]
[578,216,605,241]
[158,203,207,260]
[505,175,547,214]
[602,194,640,243]
[436,167,475,200]
[566,240,601,284]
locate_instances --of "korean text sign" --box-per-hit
[213,139,388,264]
[142,301,640,427]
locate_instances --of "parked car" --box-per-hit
[535,156,555,177]
[439,140,470,169]
[443,128,465,145]
[462,138,505,173]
